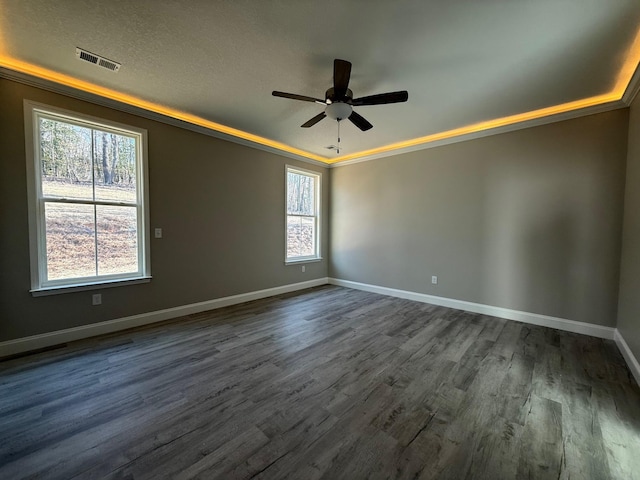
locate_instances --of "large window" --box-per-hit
[25,101,150,293]
[286,166,320,262]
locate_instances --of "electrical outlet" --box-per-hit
[431,276,438,285]
[92,293,102,305]
[302,265,306,273]
[154,228,163,239]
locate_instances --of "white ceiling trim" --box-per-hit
[0,67,328,168]
[1,66,636,169]
[622,62,640,105]
[329,99,627,168]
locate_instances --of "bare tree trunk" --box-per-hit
[110,134,118,183]
[101,132,112,184]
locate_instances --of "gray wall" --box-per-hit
[1,75,635,345]
[330,110,629,326]
[618,94,640,359]
[0,79,329,342]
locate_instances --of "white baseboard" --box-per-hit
[328,278,616,340]
[0,278,329,359]
[4,276,631,377]
[614,329,640,387]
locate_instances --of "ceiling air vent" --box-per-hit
[75,47,121,72]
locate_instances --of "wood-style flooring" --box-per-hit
[1,285,639,479]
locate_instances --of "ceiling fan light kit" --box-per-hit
[326,102,352,121]
[273,59,409,152]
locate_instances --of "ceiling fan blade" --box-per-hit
[272,91,326,105]
[301,112,326,128]
[351,90,409,106]
[333,59,352,99]
[348,111,373,131]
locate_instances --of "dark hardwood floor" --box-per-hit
[1,285,639,479]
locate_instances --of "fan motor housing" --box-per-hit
[326,87,353,103]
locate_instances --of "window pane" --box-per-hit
[97,206,138,275]
[287,215,315,258]
[40,118,93,200]
[287,172,315,215]
[45,203,96,280]
[93,130,137,203]
[30,105,148,291]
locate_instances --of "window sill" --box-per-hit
[285,257,323,265]
[31,276,152,297]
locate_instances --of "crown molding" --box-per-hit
[1,66,632,170]
[330,99,627,168]
[0,67,329,168]
[622,62,640,105]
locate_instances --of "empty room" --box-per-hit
[1,1,640,479]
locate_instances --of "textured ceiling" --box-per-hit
[1,0,640,163]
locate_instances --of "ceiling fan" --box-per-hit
[272,59,408,132]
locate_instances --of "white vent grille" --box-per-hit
[76,48,121,72]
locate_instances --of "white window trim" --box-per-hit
[24,100,151,295]
[285,165,322,264]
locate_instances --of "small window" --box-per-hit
[24,101,150,293]
[286,166,321,262]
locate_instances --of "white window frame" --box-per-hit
[24,100,151,295]
[285,165,321,264]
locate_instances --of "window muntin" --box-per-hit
[286,166,320,261]
[26,102,149,292]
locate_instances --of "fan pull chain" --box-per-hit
[337,120,341,154]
